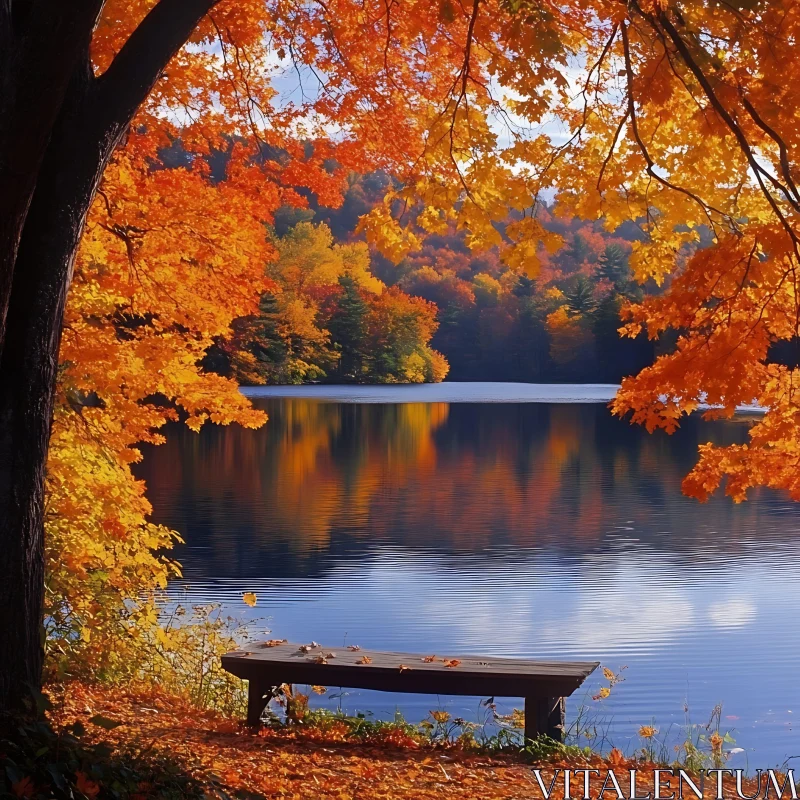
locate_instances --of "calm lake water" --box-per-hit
[137,383,800,766]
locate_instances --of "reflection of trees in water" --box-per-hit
[136,400,795,582]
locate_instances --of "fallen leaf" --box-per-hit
[346,645,361,651]
[325,652,336,658]
[443,659,461,669]
[311,686,327,695]
[357,656,372,665]
[309,655,328,665]
[75,771,100,799]
[242,592,257,607]
[608,747,626,767]
[263,639,288,647]
[421,655,437,663]
[398,664,412,673]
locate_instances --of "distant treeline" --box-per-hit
[205,173,668,385]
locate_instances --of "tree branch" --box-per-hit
[620,22,726,230]
[95,0,220,132]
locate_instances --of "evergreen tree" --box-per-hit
[328,275,369,381]
[508,295,551,380]
[564,274,597,315]
[249,292,289,367]
[596,244,639,298]
[591,294,623,381]
[513,275,536,298]
[590,293,655,382]
[564,233,593,268]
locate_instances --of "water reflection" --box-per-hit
[138,397,800,765]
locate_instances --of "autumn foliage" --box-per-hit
[20,0,800,692]
[208,221,449,385]
[46,153,270,675]
[42,0,491,673]
[352,0,800,503]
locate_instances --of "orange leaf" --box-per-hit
[75,771,101,799]
[608,748,626,767]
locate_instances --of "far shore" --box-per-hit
[239,381,767,414]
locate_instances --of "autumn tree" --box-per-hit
[45,158,269,680]
[211,222,382,385]
[359,0,800,505]
[4,0,800,719]
[212,220,448,384]
[0,0,513,716]
[365,288,449,383]
[208,292,332,385]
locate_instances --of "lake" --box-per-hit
[137,383,800,766]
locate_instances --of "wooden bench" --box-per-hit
[222,641,598,742]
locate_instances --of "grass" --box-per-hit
[256,679,742,772]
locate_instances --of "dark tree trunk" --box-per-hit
[0,0,219,719]
[0,1,106,350]
[0,60,111,717]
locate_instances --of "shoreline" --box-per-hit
[239,381,767,414]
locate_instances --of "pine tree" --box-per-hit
[590,293,655,382]
[564,274,597,315]
[596,244,632,294]
[513,275,536,298]
[328,275,369,381]
[250,293,290,368]
[564,233,593,268]
[509,294,551,380]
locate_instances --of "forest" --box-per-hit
[205,173,658,385]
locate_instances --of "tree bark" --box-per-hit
[0,0,219,719]
[0,59,108,717]
[0,0,105,354]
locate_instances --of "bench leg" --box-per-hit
[246,678,272,727]
[524,696,565,743]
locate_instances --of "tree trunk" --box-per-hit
[0,1,107,352]
[0,0,218,720]
[0,66,115,716]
